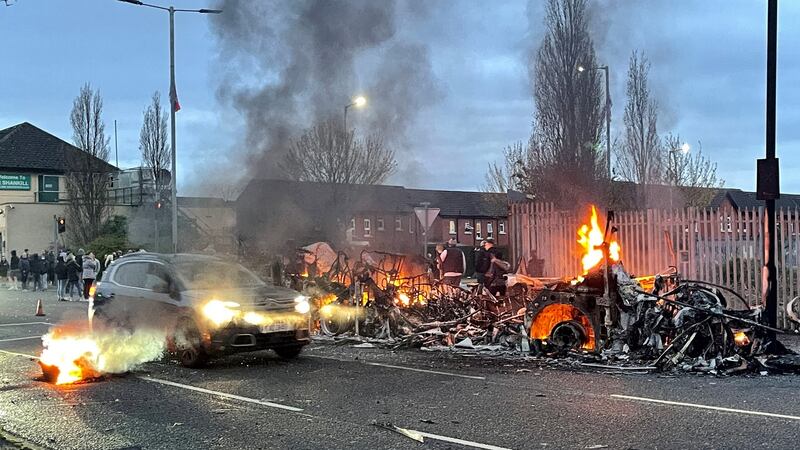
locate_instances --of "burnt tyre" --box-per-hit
[319,315,353,336]
[174,320,207,368]
[274,345,304,359]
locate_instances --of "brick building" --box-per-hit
[235,179,512,268]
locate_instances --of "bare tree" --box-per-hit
[65,83,113,245]
[280,119,395,185]
[663,134,724,206]
[526,0,605,207]
[616,51,662,186]
[139,91,171,201]
[482,141,529,193]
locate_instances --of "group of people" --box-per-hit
[0,248,103,301]
[432,237,510,295]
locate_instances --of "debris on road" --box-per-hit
[298,206,799,376]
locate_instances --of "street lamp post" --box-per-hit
[118,0,221,254]
[578,65,611,179]
[343,96,367,132]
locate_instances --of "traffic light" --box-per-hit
[57,217,66,234]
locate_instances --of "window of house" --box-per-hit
[487,222,493,237]
[475,222,482,239]
[37,175,60,203]
[395,217,403,231]
[364,219,371,236]
[449,220,456,235]
[377,218,385,231]
[499,221,506,235]
[464,222,473,234]
[350,218,356,230]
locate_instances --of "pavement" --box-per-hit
[0,287,799,449]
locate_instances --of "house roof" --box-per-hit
[177,196,230,208]
[0,122,117,174]
[238,179,509,218]
[710,189,800,210]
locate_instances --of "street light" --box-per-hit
[344,95,367,132]
[577,64,611,179]
[118,0,222,254]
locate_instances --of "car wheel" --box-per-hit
[274,345,303,360]
[175,320,207,368]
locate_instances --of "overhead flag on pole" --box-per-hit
[169,82,181,112]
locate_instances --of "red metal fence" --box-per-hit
[510,202,800,329]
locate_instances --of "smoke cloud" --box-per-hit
[209,0,442,182]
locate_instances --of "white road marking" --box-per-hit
[0,336,41,343]
[611,394,800,421]
[0,349,38,359]
[308,355,486,380]
[412,429,513,450]
[139,376,305,412]
[0,322,51,327]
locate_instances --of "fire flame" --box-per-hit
[577,205,620,274]
[38,326,167,385]
[39,334,100,385]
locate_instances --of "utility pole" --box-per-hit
[759,0,779,335]
[169,6,177,253]
[117,0,222,254]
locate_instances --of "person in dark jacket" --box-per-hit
[46,250,56,288]
[485,249,511,297]
[30,253,42,291]
[39,253,49,290]
[474,240,490,286]
[55,256,68,301]
[65,255,81,301]
[8,250,19,290]
[0,256,8,285]
[19,254,30,291]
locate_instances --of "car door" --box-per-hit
[106,260,173,331]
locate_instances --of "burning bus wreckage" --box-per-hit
[292,205,800,375]
[33,205,800,386]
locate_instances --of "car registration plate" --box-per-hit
[260,321,294,333]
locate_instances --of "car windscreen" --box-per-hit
[174,261,265,290]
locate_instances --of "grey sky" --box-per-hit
[0,1,796,195]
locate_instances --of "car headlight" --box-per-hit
[294,295,310,314]
[202,300,240,326]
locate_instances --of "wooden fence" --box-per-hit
[510,202,800,329]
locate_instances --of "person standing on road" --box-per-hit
[82,252,99,300]
[19,253,30,291]
[8,250,19,290]
[0,256,8,288]
[39,253,49,290]
[55,255,68,301]
[76,248,85,294]
[438,238,465,288]
[46,250,55,288]
[30,253,42,291]
[65,254,81,301]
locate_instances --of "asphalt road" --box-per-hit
[1,288,799,450]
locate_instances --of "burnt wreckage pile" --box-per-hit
[293,235,798,376]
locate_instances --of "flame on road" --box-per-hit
[577,205,620,274]
[38,325,167,385]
